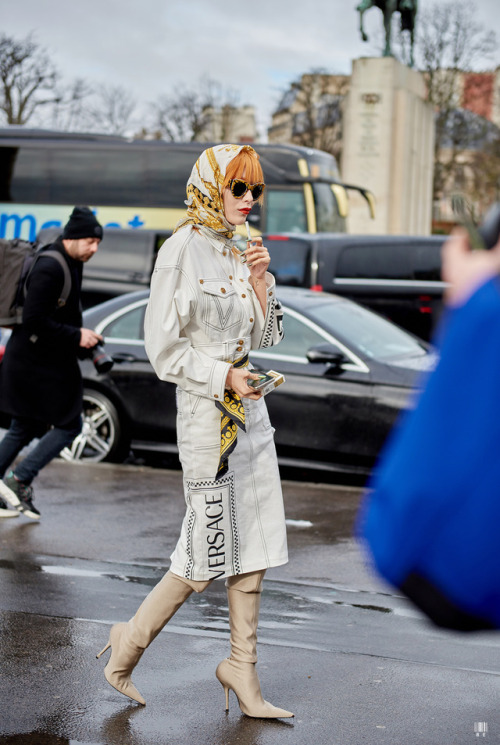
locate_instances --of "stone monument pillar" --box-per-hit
[342,57,435,235]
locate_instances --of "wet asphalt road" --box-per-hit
[0,459,499,745]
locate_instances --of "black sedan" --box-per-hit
[61,288,437,475]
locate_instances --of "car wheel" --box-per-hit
[60,389,129,463]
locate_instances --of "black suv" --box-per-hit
[265,233,446,340]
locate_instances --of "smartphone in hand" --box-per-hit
[247,370,285,396]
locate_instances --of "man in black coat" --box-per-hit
[0,206,103,519]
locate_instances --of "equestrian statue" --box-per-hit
[356,0,418,67]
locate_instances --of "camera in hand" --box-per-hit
[91,343,114,374]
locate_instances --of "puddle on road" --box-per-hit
[350,602,392,613]
[0,557,157,588]
[41,566,104,578]
[285,519,313,528]
[0,554,403,628]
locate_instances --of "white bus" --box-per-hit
[0,128,374,241]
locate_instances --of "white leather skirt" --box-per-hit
[169,389,288,581]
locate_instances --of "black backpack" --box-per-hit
[0,238,72,327]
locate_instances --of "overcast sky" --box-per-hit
[4,0,500,139]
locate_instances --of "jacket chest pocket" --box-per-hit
[200,279,243,333]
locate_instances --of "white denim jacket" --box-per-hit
[144,225,282,400]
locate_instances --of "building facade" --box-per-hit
[197,105,257,144]
[269,68,500,230]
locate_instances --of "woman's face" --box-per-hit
[222,171,259,226]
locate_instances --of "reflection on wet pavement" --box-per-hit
[1,461,500,744]
[0,548,398,636]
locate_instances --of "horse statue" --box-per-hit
[356,0,418,67]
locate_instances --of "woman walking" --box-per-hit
[97,144,292,718]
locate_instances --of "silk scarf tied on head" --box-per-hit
[173,144,260,480]
[173,143,258,240]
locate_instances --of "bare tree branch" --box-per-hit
[48,78,93,131]
[0,33,60,125]
[270,70,348,163]
[88,84,136,135]
[150,76,240,142]
[414,1,498,214]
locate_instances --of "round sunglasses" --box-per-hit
[228,179,266,201]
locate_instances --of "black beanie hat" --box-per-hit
[63,206,103,240]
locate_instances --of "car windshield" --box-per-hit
[305,298,426,361]
[265,189,308,233]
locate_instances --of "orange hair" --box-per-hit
[222,148,265,203]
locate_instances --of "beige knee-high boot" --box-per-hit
[97,570,211,705]
[215,570,294,718]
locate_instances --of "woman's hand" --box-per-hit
[245,237,270,282]
[225,366,263,399]
[245,237,270,314]
[442,228,500,307]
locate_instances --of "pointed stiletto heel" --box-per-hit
[97,623,146,705]
[96,640,111,659]
[216,659,293,718]
[97,571,202,706]
[215,572,294,719]
[221,681,230,711]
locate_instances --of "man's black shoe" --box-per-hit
[0,471,41,520]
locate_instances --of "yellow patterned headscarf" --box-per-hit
[173,144,258,239]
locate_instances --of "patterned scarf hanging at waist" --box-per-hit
[215,355,249,480]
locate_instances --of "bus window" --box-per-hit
[259,147,306,176]
[146,149,200,207]
[8,147,50,203]
[313,183,345,233]
[0,147,19,201]
[308,151,341,181]
[265,189,307,233]
[49,149,147,206]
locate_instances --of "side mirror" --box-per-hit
[306,343,348,369]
